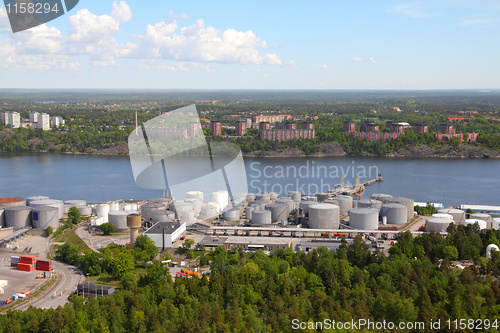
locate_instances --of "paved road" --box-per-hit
[75,225,130,252]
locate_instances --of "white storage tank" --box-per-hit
[288,191,302,202]
[486,244,500,259]
[493,218,500,230]
[246,193,256,202]
[463,219,487,230]
[245,206,254,220]
[0,206,4,228]
[200,205,218,219]
[308,204,340,229]
[151,210,175,222]
[336,195,353,215]
[5,206,32,229]
[254,200,267,211]
[425,217,454,232]
[306,196,317,202]
[63,204,71,217]
[95,204,111,223]
[268,192,279,201]
[381,203,407,224]
[357,199,383,211]
[349,208,379,230]
[172,201,194,215]
[108,211,129,230]
[438,208,466,223]
[140,203,167,220]
[29,199,64,220]
[432,213,454,219]
[224,208,241,222]
[65,200,86,207]
[185,198,203,215]
[251,210,272,225]
[109,201,119,212]
[275,198,296,213]
[0,197,26,207]
[212,190,229,208]
[180,210,195,223]
[469,213,492,228]
[324,199,339,206]
[76,205,92,216]
[385,197,414,221]
[32,206,59,229]
[186,191,204,202]
[300,201,317,215]
[371,193,392,202]
[27,196,49,203]
[256,193,270,203]
[265,203,289,222]
[119,203,132,211]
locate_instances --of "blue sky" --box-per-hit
[0,0,499,89]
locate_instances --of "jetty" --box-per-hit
[328,176,383,197]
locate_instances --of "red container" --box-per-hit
[11,263,17,267]
[20,255,37,262]
[22,290,30,296]
[17,263,35,272]
[37,260,51,265]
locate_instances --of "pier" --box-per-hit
[328,176,383,197]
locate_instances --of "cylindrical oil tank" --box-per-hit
[0,206,4,227]
[306,196,318,202]
[245,206,254,220]
[119,203,132,211]
[0,197,26,207]
[95,204,111,223]
[251,210,272,225]
[29,199,63,220]
[27,196,49,203]
[180,210,195,223]
[32,206,59,229]
[463,219,487,230]
[76,205,92,216]
[425,217,454,232]
[151,210,175,222]
[109,201,119,212]
[349,208,379,230]
[371,193,392,202]
[265,203,289,222]
[288,191,302,202]
[493,218,500,230]
[324,199,339,206]
[185,198,203,215]
[186,191,204,202]
[438,208,466,223]
[308,204,340,229]
[253,200,267,210]
[353,200,358,208]
[63,204,71,216]
[336,195,353,215]
[432,213,454,219]
[108,211,129,230]
[357,199,383,211]
[316,193,329,202]
[268,192,279,201]
[212,190,229,207]
[148,198,173,209]
[381,203,407,224]
[300,201,317,215]
[140,203,167,220]
[470,213,492,228]
[224,208,241,222]
[172,201,194,215]
[385,197,414,221]
[65,200,86,207]
[275,198,296,213]
[5,206,32,229]
[486,244,500,259]
[256,193,271,203]
[200,205,218,219]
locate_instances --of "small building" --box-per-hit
[343,121,356,133]
[235,120,247,136]
[76,283,115,297]
[297,239,352,252]
[210,121,222,135]
[144,221,187,249]
[253,115,291,124]
[224,236,291,251]
[260,129,315,141]
[199,236,228,250]
[390,122,411,134]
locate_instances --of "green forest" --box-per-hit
[2,225,500,332]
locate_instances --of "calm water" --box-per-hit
[0,153,499,206]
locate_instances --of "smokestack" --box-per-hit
[135,110,138,135]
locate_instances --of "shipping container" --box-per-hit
[17,293,26,299]
[11,294,18,300]
[22,290,30,296]
[17,263,35,272]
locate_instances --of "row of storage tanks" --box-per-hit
[425,209,500,232]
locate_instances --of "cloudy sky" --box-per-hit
[0,0,499,89]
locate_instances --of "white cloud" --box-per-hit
[352,57,380,64]
[68,9,120,43]
[352,57,364,62]
[111,1,132,23]
[0,7,9,30]
[369,57,381,64]
[127,19,282,65]
[287,60,298,68]
[386,2,435,19]
[458,18,497,27]
[319,64,330,71]
[138,59,177,71]
[191,62,216,72]
[167,10,190,21]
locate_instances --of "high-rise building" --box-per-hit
[37,113,50,130]
[187,121,201,136]
[7,112,21,128]
[439,124,454,134]
[260,129,315,141]
[285,122,297,130]
[236,121,247,136]
[51,116,65,128]
[29,112,40,123]
[259,122,272,131]
[343,121,356,133]
[302,122,314,130]
[413,124,429,133]
[362,122,380,132]
[210,121,222,135]
[245,118,252,129]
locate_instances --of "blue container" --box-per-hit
[11,295,18,301]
